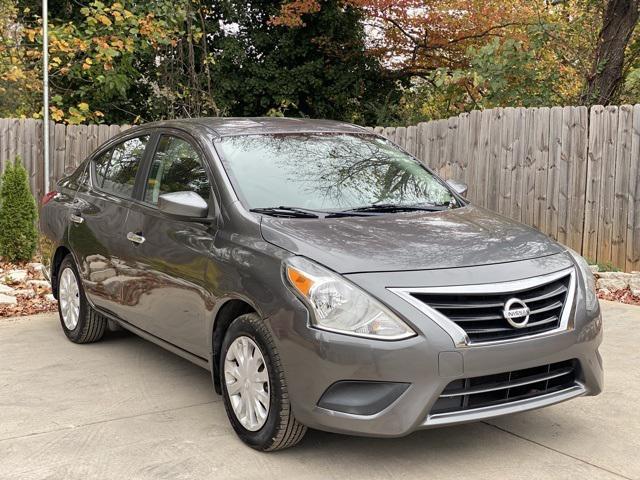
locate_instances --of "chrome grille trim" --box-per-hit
[388,267,576,347]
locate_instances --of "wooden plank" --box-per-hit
[17,119,28,169]
[611,105,633,268]
[424,121,437,171]
[521,108,537,227]
[533,107,550,232]
[627,104,640,271]
[497,108,514,218]
[456,113,470,189]
[0,119,8,172]
[77,125,90,166]
[416,122,429,164]
[474,111,492,207]
[546,106,564,240]
[97,124,111,147]
[466,110,483,202]
[557,106,573,246]
[382,127,395,142]
[436,119,448,177]
[568,106,589,252]
[30,119,42,198]
[26,120,38,197]
[442,116,459,181]
[596,106,620,264]
[67,125,82,173]
[395,126,407,151]
[406,125,418,156]
[485,108,503,211]
[87,124,100,154]
[53,123,67,184]
[7,118,19,170]
[509,108,527,221]
[583,105,605,259]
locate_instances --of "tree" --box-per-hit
[0,158,38,262]
[1,0,219,123]
[209,0,398,124]
[582,0,640,105]
[271,0,536,80]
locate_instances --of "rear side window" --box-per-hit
[143,136,211,205]
[94,136,149,197]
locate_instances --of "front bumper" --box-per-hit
[267,254,604,437]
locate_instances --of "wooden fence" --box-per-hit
[1,105,639,270]
[0,119,130,200]
[372,105,640,272]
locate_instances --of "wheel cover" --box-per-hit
[59,267,80,330]
[224,336,270,431]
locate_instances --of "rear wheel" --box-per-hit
[220,313,307,451]
[57,254,106,343]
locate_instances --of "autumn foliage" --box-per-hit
[272,0,533,73]
[1,0,638,125]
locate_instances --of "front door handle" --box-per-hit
[70,213,84,224]
[126,232,146,245]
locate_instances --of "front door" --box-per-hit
[69,135,150,320]
[120,134,218,358]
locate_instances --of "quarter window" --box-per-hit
[94,136,148,197]
[143,136,211,205]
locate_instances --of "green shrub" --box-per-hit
[0,157,38,262]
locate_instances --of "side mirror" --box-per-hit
[446,180,468,197]
[158,191,208,218]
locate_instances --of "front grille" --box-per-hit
[430,360,579,415]
[411,273,571,342]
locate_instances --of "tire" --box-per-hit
[57,254,106,344]
[220,313,307,451]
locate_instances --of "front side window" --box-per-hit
[215,133,456,211]
[143,136,211,205]
[94,136,148,197]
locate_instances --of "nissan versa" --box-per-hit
[40,118,603,451]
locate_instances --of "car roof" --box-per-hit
[133,117,371,138]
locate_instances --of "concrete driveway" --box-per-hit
[1,301,638,480]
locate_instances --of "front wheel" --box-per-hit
[57,254,106,344]
[220,313,307,451]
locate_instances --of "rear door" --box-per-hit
[121,132,219,357]
[69,134,151,320]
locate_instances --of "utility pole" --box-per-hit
[43,0,49,195]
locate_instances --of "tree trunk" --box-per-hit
[581,0,639,105]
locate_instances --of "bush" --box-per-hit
[0,158,38,262]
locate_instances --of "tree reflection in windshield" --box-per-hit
[217,133,455,211]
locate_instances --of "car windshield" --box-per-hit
[215,133,458,211]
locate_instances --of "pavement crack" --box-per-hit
[482,421,634,480]
[0,400,216,444]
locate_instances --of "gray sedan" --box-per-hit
[40,117,603,451]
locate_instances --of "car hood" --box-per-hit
[259,205,564,274]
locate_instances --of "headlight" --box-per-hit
[284,256,416,340]
[567,248,598,312]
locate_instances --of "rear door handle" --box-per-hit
[126,232,146,245]
[70,213,84,224]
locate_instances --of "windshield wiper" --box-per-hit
[250,207,320,218]
[250,206,377,219]
[342,202,450,214]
